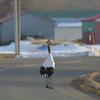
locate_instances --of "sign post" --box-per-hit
[89,27,91,49]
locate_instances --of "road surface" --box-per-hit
[0,57,100,100]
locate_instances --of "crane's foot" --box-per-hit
[45,85,49,88]
[45,85,52,89]
[49,87,52,89]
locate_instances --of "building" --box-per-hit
[31,10,100,18]
[52,17,85,41]
[0,11,55,45]
[82,14,100,44]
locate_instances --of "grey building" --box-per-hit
[0,12,55,44]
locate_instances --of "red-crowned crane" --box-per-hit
[40,39,55,89]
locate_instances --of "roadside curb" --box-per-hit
[84,71,100,90]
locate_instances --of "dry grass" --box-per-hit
[25,39,66,45]
[0,56,15,59]
[0,54,16,59]
[73,76,100,96]
[71,41,84,46]
[24,39,83,45]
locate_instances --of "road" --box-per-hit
[0,57,100,100]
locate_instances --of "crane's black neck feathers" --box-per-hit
[48,44,51,54]
[47,39,51,54]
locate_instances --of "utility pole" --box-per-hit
[18,0,21,54]
[14,0,18,54]
[14,0,20,54]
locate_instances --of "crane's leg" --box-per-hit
[46,75,49,88]
[49,76,52,89]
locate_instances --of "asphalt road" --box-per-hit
[0,57,100,100]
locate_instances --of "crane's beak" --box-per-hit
[47,39,50,43]
[46,39,51,45]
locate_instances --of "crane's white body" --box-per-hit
[42,53,55,69]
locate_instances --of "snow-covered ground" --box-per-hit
[0,38,100,58]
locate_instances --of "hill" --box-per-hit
[0,0,100,18]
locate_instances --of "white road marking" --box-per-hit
[0,69,5,72]
[24,64,41,67]
[61,61,82,64]
[80,74,87,78]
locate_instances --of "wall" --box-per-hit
[82,31,95,44]
[1,18,14,43]
[82,21,95,32]
[21,13,54,39]
[95,21,100,44]
[0,13,55,43]
[54,27,82,41]
[82,21,95,44]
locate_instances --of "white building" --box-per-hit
[52,18,85,41]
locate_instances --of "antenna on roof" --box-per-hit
[76,14,79,18]
[47,13,51,18]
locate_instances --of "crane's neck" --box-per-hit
[48,44,51,54]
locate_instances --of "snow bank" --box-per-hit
[0,40,100,58]
[26,37,34,40]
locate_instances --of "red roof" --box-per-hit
[0,11,55,23]
[0,12,26,23]
[82,13,100,21]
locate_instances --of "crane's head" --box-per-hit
[47,39,51,45]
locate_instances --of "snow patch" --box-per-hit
[0,39,100,58]
[26,37,34,40]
